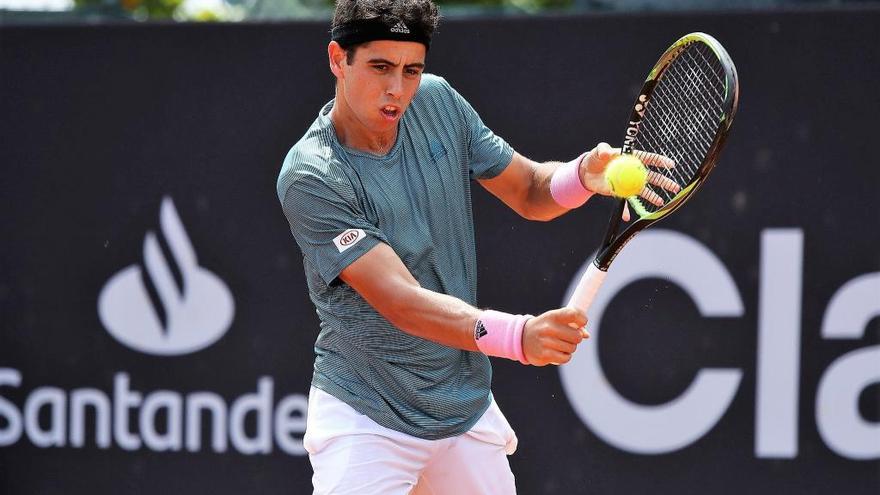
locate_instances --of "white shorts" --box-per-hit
[304,386,519,495]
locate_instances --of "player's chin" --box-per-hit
[372,116,401,133]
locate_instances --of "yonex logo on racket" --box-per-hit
[97,197,235,356]
[633,94,648,116]
[333,228,365,252]
[623,95,649,154]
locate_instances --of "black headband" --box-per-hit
[331,17,431,51]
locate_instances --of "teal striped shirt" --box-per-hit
[277,74,514,440]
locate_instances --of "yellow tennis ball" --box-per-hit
[605,155,648,198]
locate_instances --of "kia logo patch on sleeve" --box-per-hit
[333,229,365,253]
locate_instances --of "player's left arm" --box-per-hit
[478,144,618,221]
[480,143,678,221]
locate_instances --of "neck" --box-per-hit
[330,92,398,156]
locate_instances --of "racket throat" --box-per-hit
[595,200,628,270]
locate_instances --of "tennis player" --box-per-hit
[276,0,621,492]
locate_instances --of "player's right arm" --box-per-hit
[339,241,588,366]
[279,149,586,366]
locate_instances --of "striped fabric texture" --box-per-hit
[277,74,514,440]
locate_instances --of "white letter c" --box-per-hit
[559,230,743,454]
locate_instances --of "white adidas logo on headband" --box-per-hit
[390,21,410,34]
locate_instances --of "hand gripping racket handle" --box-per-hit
[566,262,608,314]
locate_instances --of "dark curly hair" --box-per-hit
[332,0,440,64]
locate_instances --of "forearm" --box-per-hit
[521,158,576,221]
[340,243,588,365]
[340,244,480,351]
[480,152,594,222]
[388,283,590,367]
[383,283,481,351]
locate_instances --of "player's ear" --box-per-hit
[328,41,347,79]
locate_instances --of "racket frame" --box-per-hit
[593,32,739,272]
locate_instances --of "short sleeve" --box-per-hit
[281,173,387,285]
[444,80,514,180]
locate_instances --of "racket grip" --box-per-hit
[566,262,608,314]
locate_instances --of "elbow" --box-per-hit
[519,204,562,222]
[526,212,560,222]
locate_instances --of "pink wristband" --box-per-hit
[474,310,532,365]
[550,153,594,209]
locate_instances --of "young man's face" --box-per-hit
[332,40,426,135]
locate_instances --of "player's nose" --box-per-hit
[385,74,404,98]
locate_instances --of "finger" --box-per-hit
[639,187,665,207]
[622,202,631,222]
[566,322,591,339]
[584,143,620,175]
[566,322,590,339]
[544,337,578,355]
[549,306,588,328]
[636,150,675,169]
[647,171,681,194]
[545,350,573,366]
[568,323,591,340]
[550,323,587,345]
[596,142,615,162]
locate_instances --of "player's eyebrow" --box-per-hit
[367,58,426,70]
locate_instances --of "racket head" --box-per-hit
[595,32,740,269]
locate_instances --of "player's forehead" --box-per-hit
[356,40,426,65]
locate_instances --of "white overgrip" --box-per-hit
[566,261,608,314]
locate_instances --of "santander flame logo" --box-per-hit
[98,197,234,356]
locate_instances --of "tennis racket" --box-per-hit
[567,32,740,314]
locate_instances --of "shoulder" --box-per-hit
[413,73,462,107]
[276,116,350,203]
[419,73,453,94]
[409,74,473,128]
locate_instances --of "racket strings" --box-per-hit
[651,49,722,176]
[648,45,723,173]
[645,45,723,193]
[632,42,727,215]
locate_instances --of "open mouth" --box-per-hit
[381,105,400,120]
